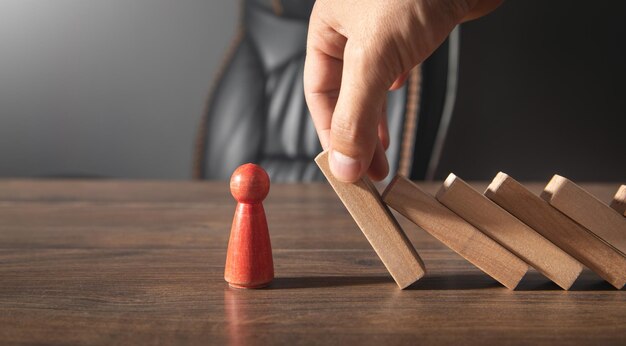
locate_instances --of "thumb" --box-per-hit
[329,42,392,183]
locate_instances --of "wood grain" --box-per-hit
[436,174,583,290]
[0,179,625,345]
[610,185,626,216]
[486,172,626,289]
[0,180,618,205]
[542,175,626,255]
[383,175,528,289]
[315,151,425,289]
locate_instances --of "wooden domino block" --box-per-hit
[383,175,528,289]
[485,172,626,289]
[610,185,626,216]
[315,151,426,289]
[436,174,583,290]
[542,175,626,256]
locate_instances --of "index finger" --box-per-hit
[303,18,346,150]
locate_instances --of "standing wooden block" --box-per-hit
[610,185,626,217]
[542,175,626,256]
[315,151,426,289]
[436,174,583,290]
[382,175,528,289]
[485,172,626,289]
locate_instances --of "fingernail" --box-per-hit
[330,150,361,182]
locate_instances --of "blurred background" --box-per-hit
[0,0,624,181]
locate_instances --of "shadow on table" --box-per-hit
[269,276,392,289]
[267,272,623,291]
[407,271,621,291]
[270,274,504,290]
[406,273,502,290]
[516,270,620,291]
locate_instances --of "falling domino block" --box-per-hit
[436,174,583,290]
[542,175,626,256]
[610,185,626,217]
[315,151,426,289]
[486,172,626,289]
[383,175,528,289]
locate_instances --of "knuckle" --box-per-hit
[331,118,376,156]
[332,119,359,143]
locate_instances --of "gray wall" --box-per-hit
[0,0,237,179]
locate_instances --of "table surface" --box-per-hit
[0,179,624,345]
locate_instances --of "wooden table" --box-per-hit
[0,180,624,345]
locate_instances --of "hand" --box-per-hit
[304,0,502,182]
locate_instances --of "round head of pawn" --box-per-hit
[230,163,270,204]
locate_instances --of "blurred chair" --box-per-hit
[193,0,457,182]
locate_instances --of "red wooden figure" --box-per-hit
[224,163,274,288]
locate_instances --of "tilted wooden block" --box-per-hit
[436,174,583,290]
[542,175,626,256]
[383,175,528,289]
[610,185,626,217]
[315,151,426,289]
[486,172,626,289]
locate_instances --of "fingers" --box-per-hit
[329,41,390,182]
[368,138,389,181]
[389,72,409,90]
[304,49,340,150]
[331,94,390,182]
[303,16,346,150]
[368,95,389,181]
[378,96,390,151]
[305,0,493,184]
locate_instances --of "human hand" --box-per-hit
[304,0,502,182]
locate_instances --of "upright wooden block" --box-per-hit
[610,185,626,217]
[542,175,626,256]
[315,151,426,289]
[436,174,583,290]
[486,172,626,289]
[383,175,528,289]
